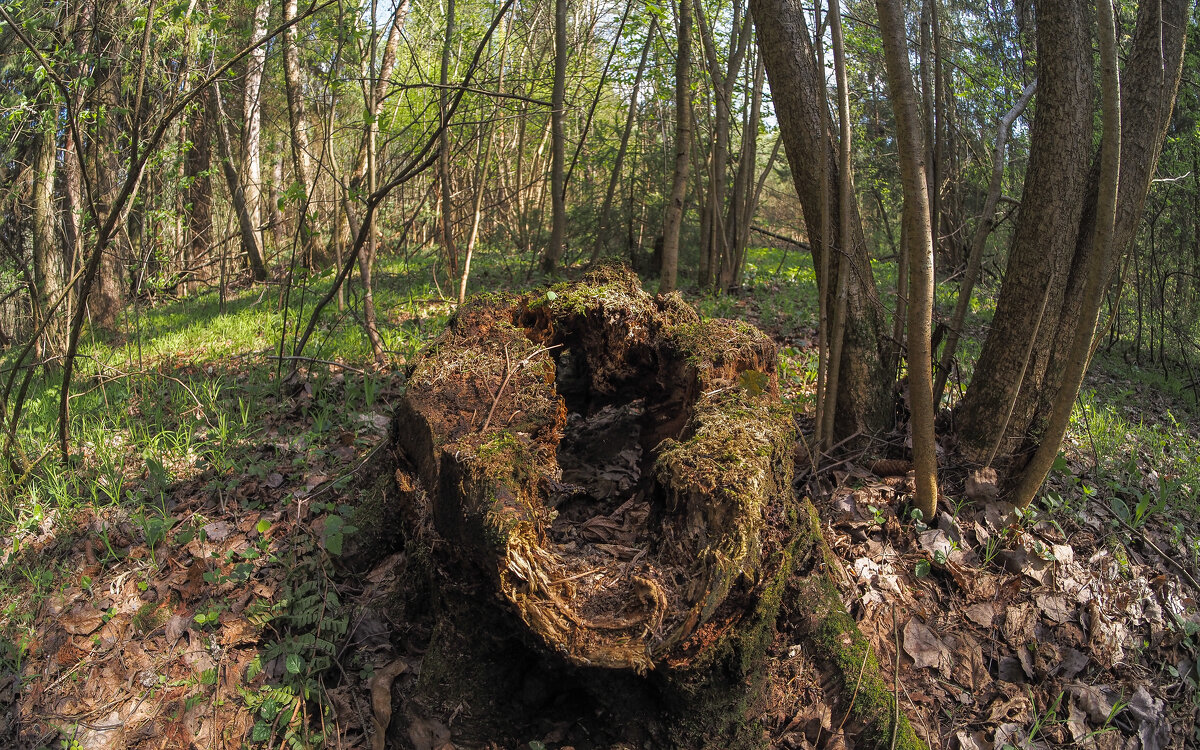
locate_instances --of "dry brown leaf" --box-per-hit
[370,658,408,750]
[963,602,998,628]
[60,605,105,636]
[902,617,953,676]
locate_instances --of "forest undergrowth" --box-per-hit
[0,247,1196,749]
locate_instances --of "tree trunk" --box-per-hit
[32,123,62,354]
[954,0,1187,477]
[88,31,126,327]
[283,0,319,265]
[952,0,1094,467]
[659,0,692,294]
[751,0,894,441]
[185,104,213,292]
[242,0,270,258]
[210,83,269,281]
[1011,0,1121,508]
[876,0,938,519]
[438,0,460,277]
[542,0,568,275]
[591,18,654,263]
[932,82,1035,405]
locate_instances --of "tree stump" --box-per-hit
[374,268,817,746]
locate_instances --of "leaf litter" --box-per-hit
[1,323,1197,750]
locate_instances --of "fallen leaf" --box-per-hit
[1034,593,1075,623]
[903,617,953,676]
[202,520,232,542]
[60,605,105,636]
[1127,686,1169,750]
[965,468,999,502]
[371,659,408,750]
[408,717,451,750]
[964,602,998,628]
[1054,647,1089,680]
[1068,682,1119,724]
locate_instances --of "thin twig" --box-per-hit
[836,645,871,732]
[480,344,561,432]
[272,355,368,375]
[891,604,900,750]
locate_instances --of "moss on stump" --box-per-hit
[374,267,925,749]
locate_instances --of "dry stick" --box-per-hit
[480,344,561,432]
[836,646,872,732]
[891,605,900,750]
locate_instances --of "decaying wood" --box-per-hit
[356,267,925,749]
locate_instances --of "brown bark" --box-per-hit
[752,0,893,440]
[88,24,126,327]
[1031,0,1189,430]
[876,0,938,519]
[243,0,270,255]
[210,83,269,281]
[1012,0,1120,508]
[283,0,319,263]
[952,0,1093,465]
[32,124,62,353]
[932,82,1035,405]
[185,105,213,291]
[695,0,752,289]
[438,0,459,277]
[591,17,654,263]
[955,0,1187,474]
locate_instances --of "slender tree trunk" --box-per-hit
[210,83,268,281]
[32,124,62,354]
[932,82,1034,405]
[695,0,751,289]
[591,17,654,263]
[185,104,213,292]
[439,0,460,277]
[243,0,270,256]
[89,29,126,327]
[877,0,938,519]
[952,0,1093,466]
[820,0,855,448]
[752,0,892,440]
[283,0,318,264]
[659,0,692,294]
[542,0,568,275]
[955,0,1186,473]
[729,55,765,284]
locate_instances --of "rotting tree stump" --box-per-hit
[361,267,924,749]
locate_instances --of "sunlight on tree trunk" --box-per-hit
[659,0,691,294]
[876,0,938,519]
[1011,0,1120,509]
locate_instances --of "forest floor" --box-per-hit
[0,249,1196,750]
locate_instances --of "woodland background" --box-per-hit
[0,0,1198,746]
